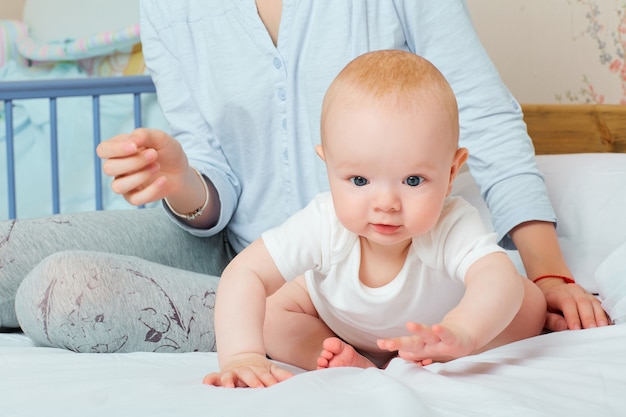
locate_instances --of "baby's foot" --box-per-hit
[316,337,376,370]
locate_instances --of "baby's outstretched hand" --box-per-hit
[377,322,475,365]
[203,353,294,388]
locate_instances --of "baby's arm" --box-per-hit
[378,252,524,363]
[203,239,294,388]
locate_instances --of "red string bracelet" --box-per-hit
[532,274,576,284]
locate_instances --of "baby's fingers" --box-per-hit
[203,371,235,388]
[269,363,294,384]
[406,322,441,345]
[203,368,266,388]
[430,324,459,345]
[378,334,428,353]
[378,323,439,352]
[202,364,293,389]
[397,350,434,366]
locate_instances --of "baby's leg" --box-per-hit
[263,276,338,370]
[264,277,384,370]
[15,250,223,353]
[478,276,546,352]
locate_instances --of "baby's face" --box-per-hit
[320,96,464,248]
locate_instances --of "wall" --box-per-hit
[3,0,623,104]
[467,0,626,104]
[23,0,139,42]
[0,0,25,20]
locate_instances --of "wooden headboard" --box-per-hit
[522,104,626,154]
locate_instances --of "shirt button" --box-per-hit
[273,57,282,69]
[282,118,287,130]
[277,88,286,101]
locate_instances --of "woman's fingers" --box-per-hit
[103,147,158,178]
[122,175,168,207]
[96,133,138,159]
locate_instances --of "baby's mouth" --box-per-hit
[370,224,401,234]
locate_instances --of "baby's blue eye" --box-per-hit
[405,176,424,187]
[350,176,369,187]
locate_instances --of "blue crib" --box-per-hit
[0,75,157,220]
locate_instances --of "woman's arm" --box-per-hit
[510,221,610,330]
[139,0,241,235]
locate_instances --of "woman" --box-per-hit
[6,0,607,353]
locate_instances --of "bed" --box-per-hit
[1,93,625,415]
[3,1,626,413]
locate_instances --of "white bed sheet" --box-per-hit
[1,153,625,416]
[1,325,625,417]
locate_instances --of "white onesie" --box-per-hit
[262,192,504,360]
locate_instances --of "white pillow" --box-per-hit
[23,0,139,43]
[452,153,626,293]
[595,242,626,324]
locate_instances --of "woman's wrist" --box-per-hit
[532,275,575,285]
[510,221,573,278]
[164,167,209,220]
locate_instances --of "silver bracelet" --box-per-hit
[164,167,210,220]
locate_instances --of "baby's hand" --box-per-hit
[377,322,475,365]
[203,353,294,388]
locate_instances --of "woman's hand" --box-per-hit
[96,128,189,206]
[537,279,611,331]
[510,221,611,331]
[203,353,294,388]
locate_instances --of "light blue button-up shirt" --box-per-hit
[140,0,555,253]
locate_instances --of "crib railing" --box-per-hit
[0,75,156,219]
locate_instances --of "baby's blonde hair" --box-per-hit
[321,50,459,144]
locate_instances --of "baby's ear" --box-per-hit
[447,147,469,195]
[315,144,326,161]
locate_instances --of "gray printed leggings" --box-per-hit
[0,208,235,353]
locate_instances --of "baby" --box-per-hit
[204,50,546,388]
